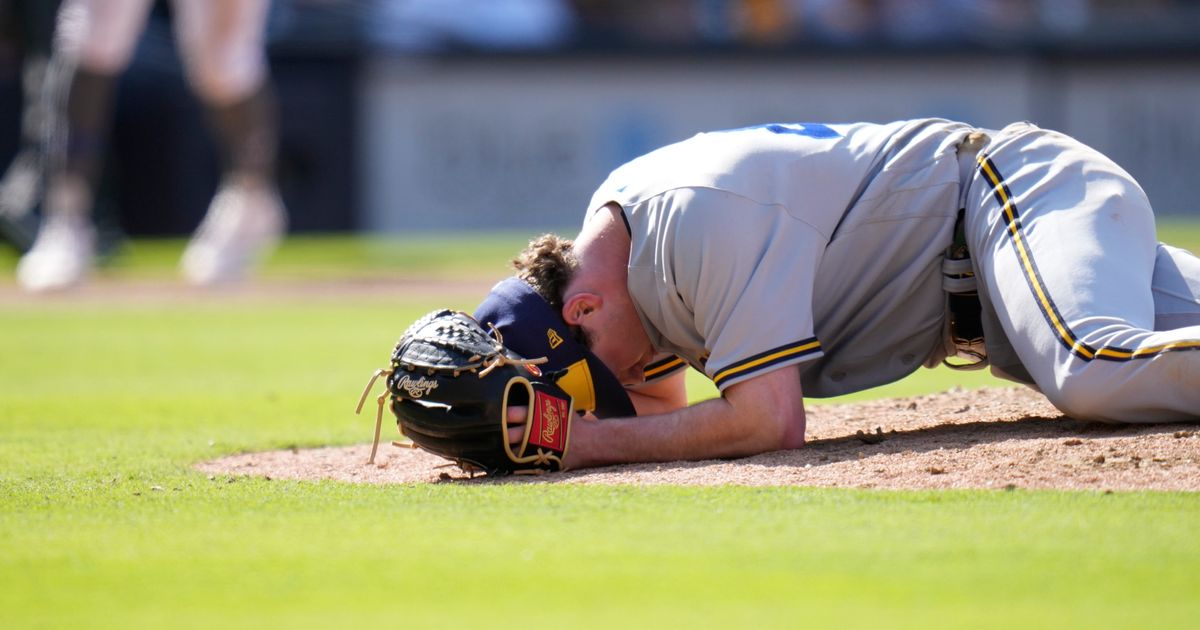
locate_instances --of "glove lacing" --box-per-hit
[355,322,547,466]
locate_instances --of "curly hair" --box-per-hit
[512,233,578,312]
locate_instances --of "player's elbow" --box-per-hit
[733,402,805,454]
[726,368,807,453]
[777,408,807,450]
[763,404,807,451]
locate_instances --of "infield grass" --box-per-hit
[2,224,1199,628]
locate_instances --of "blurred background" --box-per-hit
[1,0,1198,242]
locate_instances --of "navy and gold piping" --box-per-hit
[977,154,1200,361]
[644,355,687,380]
[712,337,821,388]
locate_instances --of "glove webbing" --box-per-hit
[355,342,549,465]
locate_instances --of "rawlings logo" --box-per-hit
[395,374,438,399]
[540,401,561,443]
[529,390,568,451]
[547,328,564,349]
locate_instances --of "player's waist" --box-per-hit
[939,132,993,370]
[955,131,990,207]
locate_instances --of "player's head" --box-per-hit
[513,233,654,387]
[511,233,579,330]
[473,234,638,417]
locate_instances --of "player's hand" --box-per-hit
[507,406,596,453]
[506,406,526,447]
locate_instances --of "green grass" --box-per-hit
[1158,216,1200,253]
[2,225,1200,628]
[4,482,1198,628]
[0,231,541,281]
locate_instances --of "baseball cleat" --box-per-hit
[15,207,95,292]
[180,179,286,285]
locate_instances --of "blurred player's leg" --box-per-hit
[0,0,64,252]
[0,55,51,252]
[175,0,285,285]
[16,0,153,290]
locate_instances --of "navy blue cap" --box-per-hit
[474,276,637,418]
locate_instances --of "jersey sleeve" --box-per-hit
[672,188,828,391]
[642,353,688,382]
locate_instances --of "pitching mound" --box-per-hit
[197,387,1200,491]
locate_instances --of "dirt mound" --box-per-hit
[197,387,1200,491]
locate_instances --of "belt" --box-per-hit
[956,131,988,207]
[942,131,990,370]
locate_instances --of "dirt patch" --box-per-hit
[197,387,1200,492]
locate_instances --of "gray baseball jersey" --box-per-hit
[586,119,976,397]
[586,118,1200,421]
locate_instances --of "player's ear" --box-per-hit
[562,292,602,326]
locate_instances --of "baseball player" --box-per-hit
[477,118,1200,469]
[15,0,283,291]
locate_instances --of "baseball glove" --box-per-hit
[356,309,575,475]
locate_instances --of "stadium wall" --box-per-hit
[359,53,1200,232]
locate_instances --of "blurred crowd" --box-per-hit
[566,0,1200,48]
[272,0,1200,52]
[3,1,1197,88]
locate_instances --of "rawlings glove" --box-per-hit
[356,309,575,475]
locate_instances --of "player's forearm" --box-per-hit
[567,368,807,468]
[568,401,771,468]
